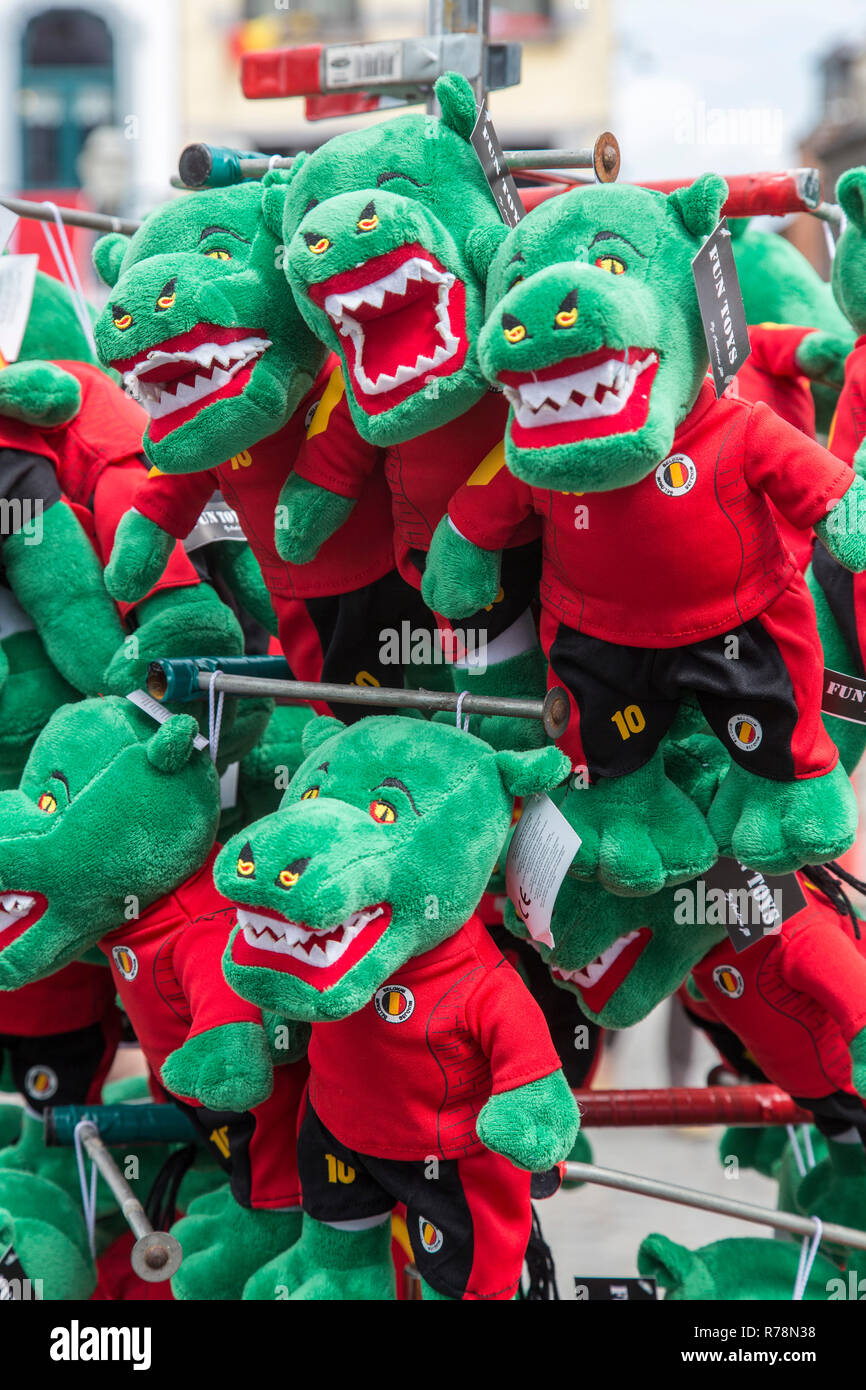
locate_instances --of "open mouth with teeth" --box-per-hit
[500,346,659,449]
[113,325,272,443]
[0,893,48,955]
[534,927,651,1013]
[231,901,391,987]
[307,242,467,414]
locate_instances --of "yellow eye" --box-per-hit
[595,255,625,275]
[555,307,578,329]
[370,799,396,824]
[357,212,379,232]
[113,313,132,331]
[508,275,525,291]
[305,235,331,255]
[301,787,320,800]
[278,868,300,888]
[236,857,255,877]
[156,293,176,309]
[503,323,526,344]
[38,793,57,814]
[204,249,231,261]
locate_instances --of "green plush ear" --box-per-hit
[837,167,866,233]
[465,222,510,282]
[727,217,748,240]
[262,158,307,238]
[301,714,346,757]
[668,173,728,240]
[146,715,199,773]
[636,1233,698,1291]
[92,233,130,289]
[495,744,571,797]
[434,71,478,142]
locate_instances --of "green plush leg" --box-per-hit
[243,1210,396,1301]
[807,560,866,775]
[564,747,718,896]
[210,541,278,635]
[0,1170,95,1300]
[789,1138,866,1260]
[103,582,246,695]
[707,761,857,873]
[161,1022,274,1111]
[0,632,76,781]
[476,1070,580,1170]
[275,475,355,565]
[419,1277,453,1300]
[421,518,501,617]
[450,646,548,752]
[4,502,126,695]
[105,508,176,604]
[171,1183,302,1300]
[0,1103,22,1151]
[814,474,866,572]
[717,1124,789,1180]
[561,1127,594,1190]
[0,1111,85,1200]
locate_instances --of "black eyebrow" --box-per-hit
[507,252,526,265]
[198,226,251,244]
[316,763,329,773]
[376,171,425,188]
[375,777,420,816]
[589,230,646,258]
[49,771,71,801]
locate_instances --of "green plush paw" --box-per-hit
[103,582,245,694]
[211,542,278,635]
[421,517,501,618]
[105,509,177,603]
[171,1183,302,1300]
[0,1170,95,1300]
[161,1022,274,1110]
[0,1103,21,1151]
[0,360,82,427]
[274,475,355,564]
[565,753,718,895]
[242,1212,395,1301]
[814,476,866,572]
[476,1070,580,1170]
[450,646,548,752]
[794,330,852,389]
[707,761,857,873]
[848,1026,866,1099]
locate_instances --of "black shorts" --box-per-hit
[0,1016,121,1116]
[297,1093,531,1300]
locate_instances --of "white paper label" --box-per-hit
[0,255,38,364]
[324,41,403,89]
[0,207,18,254]
[219,760,240,810]
[505,794,581,949]
[125,688,209,752]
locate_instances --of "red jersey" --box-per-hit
[0,961,117,1038]
[98,849,262,1099]
[687,881,866,1100]
[828,335,866,466]
[306,915,561,1161]
[294,386,538,589]
[449,381,854,647]
[131,366,394,601]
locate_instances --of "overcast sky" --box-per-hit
[613,0,866,180]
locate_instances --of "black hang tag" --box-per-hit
[700,857,806,953]
[0,1243,37,1299]
[470,105,525,229]
[183,491,245,553]
[574,1277,657,1301]
[691,218,751,397]
[822,667,866,724]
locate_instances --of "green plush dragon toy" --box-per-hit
[217,713,579,1300]
[422,177,866,893]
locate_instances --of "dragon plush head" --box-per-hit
[0,697,219,989]
[91,183,325,472]
[832,167,866,337]
[270,72,507,446]
[478,175,727,491]
[218,714,569,1021]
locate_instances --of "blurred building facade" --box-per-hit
[795,37,866,274]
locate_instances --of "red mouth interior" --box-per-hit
[559,926,652,1013]
[0,894,48,955]
[309,242,467,415]
[231,901,392,989]
[500,346,658,450]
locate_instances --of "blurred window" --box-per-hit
[491,0,556,40]
[19,8,115,188]
[243,0,360,32]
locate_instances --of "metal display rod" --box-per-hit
[638,168,822,216]
[572,1085,811,1128]
[74,1121,183,1282]
[563,1159,866,1251]
[0,196,140,237]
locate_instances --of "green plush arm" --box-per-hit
[794,331,853,390]
[104,507,176,603]
[421,516,501,618]
[260,1010,311,1065]
[475,1070,580,1170]
[0,361,82,428]
[210,541,278,635]
[160,1021,274,1111]
[102,582,245,694]
[275,474,355,565]
[848,1026,866,1098]
[814,475,866,572]
[4,501,125,695]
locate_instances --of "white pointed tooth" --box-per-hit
[363,285,387,309]
[172,381,198,407]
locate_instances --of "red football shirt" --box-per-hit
[828,335,866,466]
[98,848,262,1099]
[688,881,866,1099]
[306,914,562,1161]
[131,366,394,600]
[0,961,118,1038]
[449,381,853,646]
